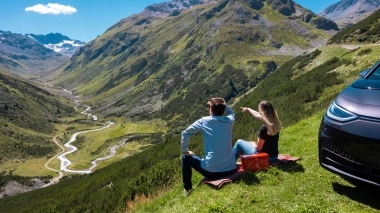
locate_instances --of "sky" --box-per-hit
[0,0,340,42]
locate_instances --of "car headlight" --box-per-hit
[326,102,358,122]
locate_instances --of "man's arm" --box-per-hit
[225,105,235,120]
[181,119,203,153]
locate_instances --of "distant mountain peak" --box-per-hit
[26,33,85,56]
[140,0,218,17]
[319,0,380,28]
[27,32,71,44]
[0,30,69,75]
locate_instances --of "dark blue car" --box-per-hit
[319,61,380,187]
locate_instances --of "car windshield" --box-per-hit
[367,63,380,80]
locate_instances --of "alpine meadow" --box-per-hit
[1,0,380,212]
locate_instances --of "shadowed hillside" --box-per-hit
[0,70,76,169]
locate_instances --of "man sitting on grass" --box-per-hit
[181,98,237,196]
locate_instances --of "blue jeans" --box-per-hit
[182,154,236,191]
[233,139,258,159]
[233,139,278,162]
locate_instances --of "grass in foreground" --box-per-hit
[131,111,380,213]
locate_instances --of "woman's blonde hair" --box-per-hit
[258,101,281,135]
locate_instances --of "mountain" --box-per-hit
[328,7,380,44]
[319,0,380,29]
[26,33,86,56]
[52,0,338,131]
[0,30,69,77]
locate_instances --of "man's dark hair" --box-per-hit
[209,98,226,116]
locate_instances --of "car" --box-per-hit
[318,61,380,187]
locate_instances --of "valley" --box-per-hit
[0,85,168,198]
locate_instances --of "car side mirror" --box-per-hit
[359,70,369,79]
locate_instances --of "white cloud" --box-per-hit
[25,3,77,15]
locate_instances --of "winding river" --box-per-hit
[57,121,114,174]
[47,89,124,178]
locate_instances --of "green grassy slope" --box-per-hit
[0,70,77,172]
[133,112,379,213]
[1,44,379,213]
[132,43,380,213]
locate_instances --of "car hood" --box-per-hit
[336,79,380,118]
[352,79,380,90]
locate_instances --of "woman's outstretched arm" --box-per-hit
[240,107,264,121]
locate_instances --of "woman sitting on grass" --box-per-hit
[233,101,282,163]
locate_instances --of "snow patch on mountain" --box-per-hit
[27,33,86,56]
[43,40,84,56]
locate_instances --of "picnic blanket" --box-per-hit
[271,154,301,165]
[201,154,301,188]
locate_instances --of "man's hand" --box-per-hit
[183,151,195,156]
[206,101,212,108]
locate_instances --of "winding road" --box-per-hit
[43,134,64,187]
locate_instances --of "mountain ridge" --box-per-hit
[140,0,218,17]
[319,0,380,29]
[328,6,380,44]
[26,32,85,56]
[0,30,69,77]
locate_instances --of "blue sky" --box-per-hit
[0,0,340,42]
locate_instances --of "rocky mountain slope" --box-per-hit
[0,30,69,77]
[319,0,380,29]
[140,0,218,17]
[328,6,380,44]
[26,33,85,56]
[52,0,338,129]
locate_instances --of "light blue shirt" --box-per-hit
[181,105,236,172]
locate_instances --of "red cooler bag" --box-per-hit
[241,153,269,171]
